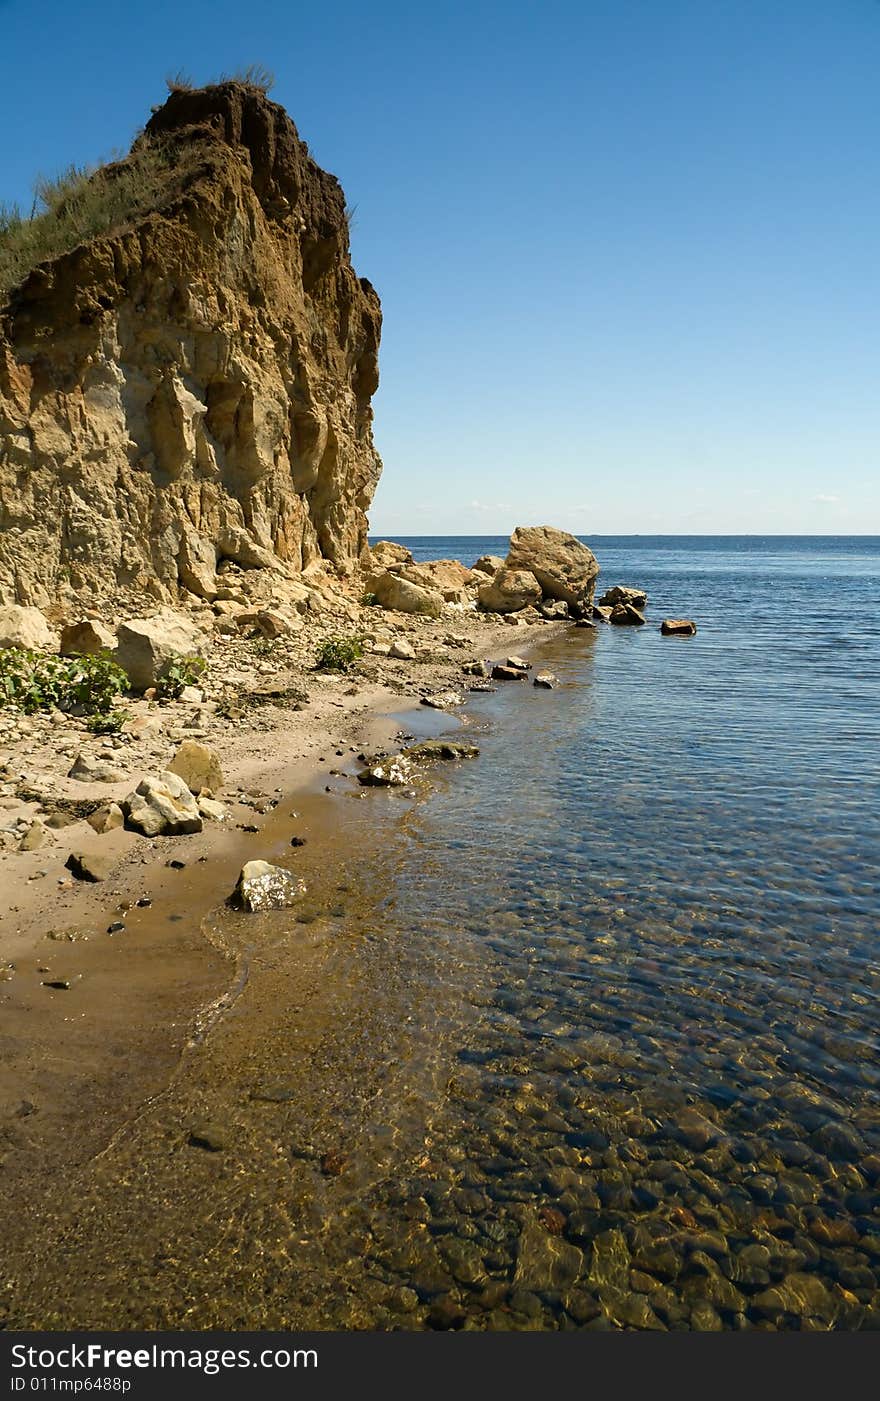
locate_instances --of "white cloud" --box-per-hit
[812,493,840,505]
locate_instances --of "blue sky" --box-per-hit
[1,0,878,534]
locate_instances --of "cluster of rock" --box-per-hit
[590,585,696,636]
[365,526,600,622]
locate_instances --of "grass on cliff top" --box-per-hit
[0,137,213,302]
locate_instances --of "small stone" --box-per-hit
[107,921,126,934]
[65,849,116,882]
[86,802,124,835]
[232,860,306,912]
[533,671,558,689]
[320,1150,348,1176]
[42,975,82,990]
[290,835,307,847]
[19,820,50,852]
[660,618,697,636]
[68,752,126,784]
[506,655,531,671]
[491,664,528,681]
[188,1123,230,1152]
[389,639,416,661]
[166,858,186,870]
[420,691,463,710]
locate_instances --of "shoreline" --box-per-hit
[0,608,571,1325]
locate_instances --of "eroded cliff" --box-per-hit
[0,82,382,607]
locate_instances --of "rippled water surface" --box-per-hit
[356,536,880,1329]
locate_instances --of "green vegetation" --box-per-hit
[314,635,365,674]
[0,649,128,716]
[84,709,129,735]
[0,136,213,300]
[155,653,207,700]
[166,65,275,95]
[359,591,379,607]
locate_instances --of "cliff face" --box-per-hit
[0,83,382,607]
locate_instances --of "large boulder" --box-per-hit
[116,609,207,691]
[0,605,57,651]
[123,771,203,836]
[471,554,505,577]
[370,540,414,570]
[167,739,224,795]
[60,619,116,657]
[505,525,599,607]
[477,568,542,614]
[368,571,444,617]
[232,860,306,912]
[394,560,472,602]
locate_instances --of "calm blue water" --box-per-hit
[355,535,880,1328]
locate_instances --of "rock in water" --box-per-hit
[477,568,542,614]
[233,860,306,912]
[505,525,600,607]
[123,771,203,836]
[599,584,648,610]
[0,82,382,608]
[661,618,697,636]
[533,670,558,688]
[491,663,528,681]
[167,739,224,795]
[609,603,647,626]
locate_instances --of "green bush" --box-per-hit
[314,635,365,674]
[155,653,207,699]
[84,708,129,735]
[0,649,128,715]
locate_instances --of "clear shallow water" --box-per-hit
[353,536,880,1328]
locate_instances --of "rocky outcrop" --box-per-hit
[0,82,382,608]
[505,526,599,607]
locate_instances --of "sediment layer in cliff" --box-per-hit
[0,81,382,607]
